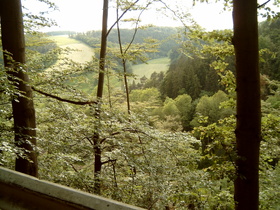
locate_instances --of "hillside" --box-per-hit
[47,35,170,91]
[71,27,179,59]
[48,35,95,64]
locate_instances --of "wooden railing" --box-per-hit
[0,166,145,210]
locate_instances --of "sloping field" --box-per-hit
[43,36,96,93]
[47,36,170,92]
[48,35,95,65]
[61,43,95,63]
[49,35,169,79]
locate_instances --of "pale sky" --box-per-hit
[22,0,277,32]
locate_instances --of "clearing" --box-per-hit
[131,57,170,82]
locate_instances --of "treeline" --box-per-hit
[128,18,280,134]
[45,31,76,36]
[70,26,179,60]
[159,18,280,99]
[134,18,280,100]
[160,53,228,100]
[132,52,231,99]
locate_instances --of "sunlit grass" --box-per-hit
[132,57,170,82]
[47,35,170,93]
[48,35,80,46]
[61,43,95,63]
[45,36,95,72]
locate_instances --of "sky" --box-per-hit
[22,0,277,33]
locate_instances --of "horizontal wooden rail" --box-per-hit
[0,166,145,210]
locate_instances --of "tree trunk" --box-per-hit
[93,133,102,195]
[116,19,131,114]
[96,0,108,99]
[233,0,261,209]
[93,0,109,195]
[0,0,38,177]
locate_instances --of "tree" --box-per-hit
[191,90,233,127]
[259,18,280,80]
[93,0,144,194]
[0,0,38,176]
[161,55,202,99]
[233,0,261,209]
[93,0,109,194]
[174,94,193,131]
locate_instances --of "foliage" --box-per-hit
[25,33,59,70]
[174,94,194,131]
[161,28,235,100]
[259,18,280,80]
[142,71,165,89]
[71,27,179,60]
[130,87,161,103]
[160,52,224,100]
[191,78,280,209]
[193,115,236,168]
[148,94,194,132]
[22,0,57,33]
[0,66,16,168]
[191,90,234,127]
[1,1,280,208]
[192,111,280,209]
[35,97,238,209]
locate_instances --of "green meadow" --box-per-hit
[48,35,80,46]
[131,57,170,82]
[48,35,95,64]
[47,35,169,93]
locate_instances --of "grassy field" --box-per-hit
[132,57,170,82]
[61,43,95,63]
[47,36,170,92]
[48,35,80,46]
[48,35,95,65]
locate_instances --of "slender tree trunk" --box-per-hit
[233,0,261,209]
[93,131,102,194]
[0,0,38,177]
[93,0,109,195]
[96,0,108,99]
[116,24,131,113]
[123,60,131,114]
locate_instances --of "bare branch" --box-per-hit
[32,86,97,105]
[258,0,271,8]
[157,0,189,28]
[107,0,140,36]
[124,2,151,54]
[102,159,117,165]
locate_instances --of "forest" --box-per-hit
[0,0,280,209]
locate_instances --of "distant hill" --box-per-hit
[47,35,170,93]
[45,31,77,36]
[70,27,180,59]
